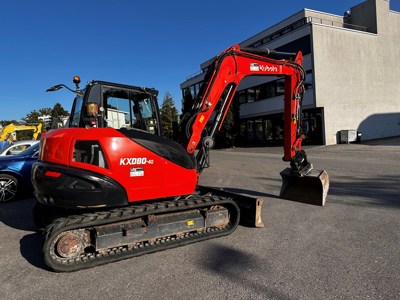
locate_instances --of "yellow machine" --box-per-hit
[0,123,43,143]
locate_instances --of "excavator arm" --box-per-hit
[0,123,43,142]
[183,44,329,205]
[183,44,308,174]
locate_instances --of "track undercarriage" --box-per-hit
[37,193,247,272]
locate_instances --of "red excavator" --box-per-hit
[32,44,329,272]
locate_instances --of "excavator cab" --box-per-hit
[46,76,160,134]
[65,78,161,135]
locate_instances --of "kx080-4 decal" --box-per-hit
[120,157,154,166]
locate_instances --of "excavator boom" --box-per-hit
[185,45,303,158]
[182,44,329,203]
[0,123,42,142]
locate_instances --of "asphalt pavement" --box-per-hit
[0,137,399,300]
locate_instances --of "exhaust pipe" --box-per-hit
[279,168,329,206]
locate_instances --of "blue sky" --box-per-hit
[1,0,399,121]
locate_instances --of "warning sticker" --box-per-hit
[130,167,144,177]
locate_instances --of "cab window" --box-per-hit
[102,87,158,134]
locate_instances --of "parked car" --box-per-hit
[0,140,40,156]
[0,142,40,202]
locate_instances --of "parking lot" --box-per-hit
[0,138,399,300]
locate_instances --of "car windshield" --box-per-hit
[18,142,40,156]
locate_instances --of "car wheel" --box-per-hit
[0,174,19,202]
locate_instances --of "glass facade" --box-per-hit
[248,18,308,49]
[236,70,312,104]
[238,108,323,145]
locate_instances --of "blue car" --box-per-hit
[0,142,39,202]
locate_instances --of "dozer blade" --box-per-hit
[279,168,329,206]
[197,185,264,228]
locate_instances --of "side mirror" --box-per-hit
[46,84,64,92]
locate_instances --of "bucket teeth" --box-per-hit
[279,168,329,206]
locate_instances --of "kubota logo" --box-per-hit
[250,63,278,72]
[260,65,278,72]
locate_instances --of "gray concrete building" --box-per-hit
[180,0,400,145]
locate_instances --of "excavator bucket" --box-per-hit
[279,168,329,206]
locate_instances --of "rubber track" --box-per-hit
[42,195,240,272]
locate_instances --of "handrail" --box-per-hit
[307,16,368,32]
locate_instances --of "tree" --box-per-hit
[51,103,69,118]
[17,103,70,139]
[160,92,178,139]
[22,103,69,124]
[22,110,41,124]
[0,120,17,127]
[39,108,52,117]
[0,102,70,141]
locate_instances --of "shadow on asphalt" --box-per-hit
[220,177,400,209]
[360,136,400,146]
[217,187,281,199]
[0,196,50,270]
[20,233,49,270]
[0,196,36,231]
[329,174,400,208]
[196,243,295,300]
[216,186,330,208]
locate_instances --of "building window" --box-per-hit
[255,87,263,101]
[182,87,190,98]
[183,34,312,105]
[238,90,246,104]
[305,70,313,90]
[235,68,312,104]
[190,85,195,98]
[247,89,256,103]
[276,79,285,95]
[249,17,308,49]
[255,119,264,141]
[195,83,201,96]
[246,121,254,141]
[264,120,273,141]
[265,83,276,98]
[275,35,311,56]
